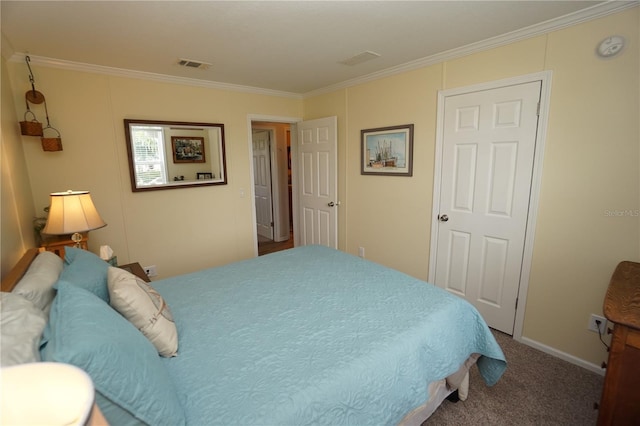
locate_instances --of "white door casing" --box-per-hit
[432,80,543,335]
[252,129,274,240]
[296,117,338,248]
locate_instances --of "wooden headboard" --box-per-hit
[1,248,41,292]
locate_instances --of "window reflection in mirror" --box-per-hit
[124,119,227,192]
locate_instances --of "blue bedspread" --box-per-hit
[153,245,506,425]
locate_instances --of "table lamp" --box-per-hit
[1,362,96,425]
[42,190,106,247]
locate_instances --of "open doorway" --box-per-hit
[251,121,294,256]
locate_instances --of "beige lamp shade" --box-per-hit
[42,190,106,235]
[1,362,95,426]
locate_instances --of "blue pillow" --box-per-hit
[58,247,109,302]
[40,282,186,426]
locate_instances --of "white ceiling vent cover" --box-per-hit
[177,58,211,70]
[339,51,381,66]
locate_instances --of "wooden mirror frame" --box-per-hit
[124,119,227,192]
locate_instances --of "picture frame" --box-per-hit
[171,136,206,163]
[361,124,414,176]
[197,172,213,180]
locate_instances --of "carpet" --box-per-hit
[424,330,604,425]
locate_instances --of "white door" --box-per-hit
[296,116,338,248]
[434,81,541,334]
[252,129,273,240]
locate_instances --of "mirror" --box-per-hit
[124,119,227,192]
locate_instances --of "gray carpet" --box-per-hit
[424,330,604,425]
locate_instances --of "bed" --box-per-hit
[1,245,506,425]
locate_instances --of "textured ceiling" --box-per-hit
[1,1,628,95]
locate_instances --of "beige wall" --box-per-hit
[344,66,442,279]
[303,8,639,366]
[4,63,302,278]
[525,9,639,363]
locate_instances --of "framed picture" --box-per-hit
[197,172,213,180]
[361,124,414,176]
[171,136,206,163]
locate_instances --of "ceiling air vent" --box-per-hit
[177,58,211,70]
[339,51,381,66]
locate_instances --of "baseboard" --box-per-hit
[518,336,605,376]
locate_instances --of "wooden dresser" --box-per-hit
[597,261,640,425]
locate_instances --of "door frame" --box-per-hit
[428,71,553,341]
[247,114,301,256]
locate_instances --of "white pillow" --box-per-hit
[107,267,178,357]
[0,292,47,366]
[12,251,63,314]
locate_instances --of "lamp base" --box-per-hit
[71,232,83,248]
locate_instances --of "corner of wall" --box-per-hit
[1,56,37,278]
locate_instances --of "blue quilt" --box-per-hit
[153,245,506,425]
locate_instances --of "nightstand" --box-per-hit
[118,262,151,282]
[40,233,89,259]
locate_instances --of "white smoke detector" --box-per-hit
[596,36,625,58]
[339,51,381,66]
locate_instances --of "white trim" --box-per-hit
[247,114,302,257]
[514,71,553,341]
[9,53,302,100]
[303,2,634,98]
[428,92,447,283]
[519,337,605,376]
[290,123,300,249]
[8,2,634,99]
[428,71,553,342]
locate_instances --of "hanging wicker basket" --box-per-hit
[41,126,63,152]
[20,110,43,136]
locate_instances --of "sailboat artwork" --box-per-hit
[361,124,414,176]
[368,139,400,168]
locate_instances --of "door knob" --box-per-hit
[327,201,341,207]
[438,214,449,222]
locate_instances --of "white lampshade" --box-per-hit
[1,362,95,426]
[43,190,106,235]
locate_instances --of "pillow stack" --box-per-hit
[55,247,179,357]
[41,281,185,426]
[38,247,185,426]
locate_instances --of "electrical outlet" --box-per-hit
[358,247,365,258]
[143,265,157,277]
[588,314,607,334]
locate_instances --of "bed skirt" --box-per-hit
[398,354,480,425]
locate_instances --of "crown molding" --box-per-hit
[8,53,303,100]
[302,1,638,98]
[7,1,636,100]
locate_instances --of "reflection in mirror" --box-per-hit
[124,119,227,192]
